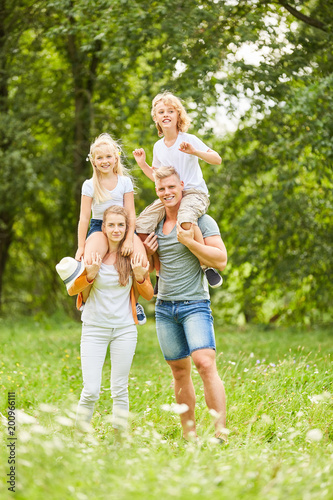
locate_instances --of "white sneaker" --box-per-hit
[136,303,147,325]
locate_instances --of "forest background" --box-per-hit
[0,0,332,325]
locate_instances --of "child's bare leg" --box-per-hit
[84,232,108,265]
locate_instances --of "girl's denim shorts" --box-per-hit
[87,219,103,238]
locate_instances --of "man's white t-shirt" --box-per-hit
[152,132,209,194]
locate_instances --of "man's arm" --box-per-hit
[176,223,227,271]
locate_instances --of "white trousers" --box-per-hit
[77,323,137,428]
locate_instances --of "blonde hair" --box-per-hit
[151,91,191,137]
[89,133,132,204]
[154,166,180,182]
[103,205,131,287]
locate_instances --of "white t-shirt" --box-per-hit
[152,132,209,194]
[81,263,134,328]
[81,175,134,220]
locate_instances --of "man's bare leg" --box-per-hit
[167,357,197,439]
[191,349,226,438]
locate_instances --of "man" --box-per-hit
[144,166,227,441]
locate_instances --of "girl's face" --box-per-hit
[103,213,127,244]
[154,101,178,131]
[93,144,117,174]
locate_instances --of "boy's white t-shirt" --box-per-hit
[81,175,133,220]
[152,132,209,194]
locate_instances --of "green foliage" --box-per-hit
[0,0,332,323]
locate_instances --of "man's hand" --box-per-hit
[86,252,102,281]
[143,232,159,256]
[133,148,146,168]
[179,141,196,155]
[176,222,195,247]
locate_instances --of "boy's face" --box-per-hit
[154,101,178,132]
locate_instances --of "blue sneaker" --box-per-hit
[204,268,223,288]
[136,303,147,325]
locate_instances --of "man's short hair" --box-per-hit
[154,166,181,182]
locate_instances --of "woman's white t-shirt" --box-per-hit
[81,175,134,220]
[81,264,134,328]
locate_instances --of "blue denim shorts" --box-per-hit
[155,299,216,361]
[87,219,103,238]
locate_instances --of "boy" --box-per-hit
[133,91,223,289]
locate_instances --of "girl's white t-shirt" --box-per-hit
[82,175,134,220]
[152,132,209,194]
[81,263,134,328]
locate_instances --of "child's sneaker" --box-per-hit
[153,276,159,297]
[136,303,147,325]
[204,268,223,288]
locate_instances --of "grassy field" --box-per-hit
[0,314,333,499]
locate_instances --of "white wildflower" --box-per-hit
[161,403,189,414]
[55,416,73,427]
[39,403,57,413]
[16,410,36,425]
[306,429,323,442]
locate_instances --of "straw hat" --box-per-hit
[56,257,85,291]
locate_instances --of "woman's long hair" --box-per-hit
[103,205,131,286]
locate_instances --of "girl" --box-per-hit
[69,205,153,430]
[75,132,146,323]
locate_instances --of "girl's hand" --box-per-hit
[75,247,84,261]
[121,237,133,257]
[86,252,102,281]
[179,142,196,155]
[131,254,150,283]
[133,148,146,167]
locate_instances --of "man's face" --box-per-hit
[155,174,184,208]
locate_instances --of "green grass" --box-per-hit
[0,314,333,499]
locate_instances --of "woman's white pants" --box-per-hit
[76,323,137,428]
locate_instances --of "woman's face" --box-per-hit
[103,213,127,243]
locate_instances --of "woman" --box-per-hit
[68,205,153,430]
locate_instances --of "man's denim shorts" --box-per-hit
[155,299,216,361]
[87,219,103,238]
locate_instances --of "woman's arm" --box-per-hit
[131,253,153,300]
[75,195,93,261]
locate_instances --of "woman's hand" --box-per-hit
[121,237,133,257]
[131,254,150,283]
[86,252,102,281]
